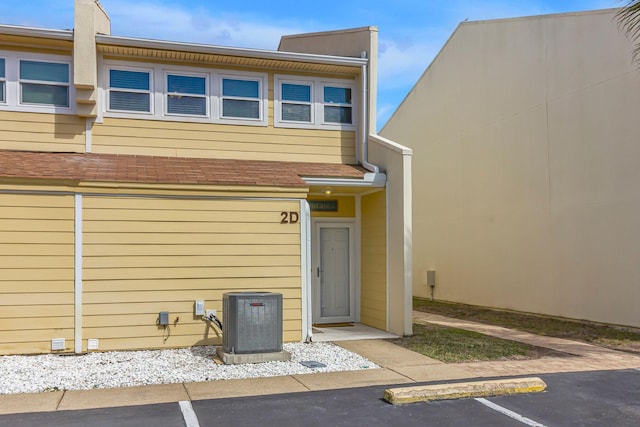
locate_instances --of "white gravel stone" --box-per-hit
[0,343,378,395]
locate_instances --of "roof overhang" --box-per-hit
[0,24,367,74]
[0,24,74,51]
[0,24,74,41]
[96,34,366,74]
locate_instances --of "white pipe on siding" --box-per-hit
[360,53,379,174]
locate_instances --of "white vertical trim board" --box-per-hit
[85,118,93,152]
[402,152,413,336]
[355,194,362,322]
[300,199,312,342]
[74,194,83,353]
[385,185,390,332]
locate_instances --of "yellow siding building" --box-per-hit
[0,0,412,355]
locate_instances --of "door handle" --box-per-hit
[317,267,320,277]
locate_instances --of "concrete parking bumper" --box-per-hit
[383,377,547,405]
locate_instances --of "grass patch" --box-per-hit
[387,323,560,363]
[414,298,640,353]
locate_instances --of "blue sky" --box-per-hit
[3,0,618,129]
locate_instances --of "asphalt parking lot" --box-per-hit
[2,369,639,427]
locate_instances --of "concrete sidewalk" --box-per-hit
[2,311,640,415]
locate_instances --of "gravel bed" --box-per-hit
[0,342,378,395]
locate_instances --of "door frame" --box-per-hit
[311,220,356,324]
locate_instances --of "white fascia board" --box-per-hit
[0,24,73,41]
[95,35,368,67]
[303,173,386,188]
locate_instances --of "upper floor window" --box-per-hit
[274,75,356,130]
[281,82,312,123]
[0,58,5,103]
[221,78,261,120]
[108,69,151,113]
[0,52,73,113]
[167,73,207,117]
[100,60,267,126]
[19,60,70,107]
[323,86,352,124]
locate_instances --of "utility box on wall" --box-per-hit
[222,292,283,354]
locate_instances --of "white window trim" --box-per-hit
[106,65,154,116]
[164,70,209,119]
[0,50,74,114]
[276,78,314,126]
[320,81,355,127]
[19,59,72,109]
[274,74,357,131]
[99,59,268,126]
[217,72,267,124]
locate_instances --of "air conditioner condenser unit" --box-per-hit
[218,292,290,364]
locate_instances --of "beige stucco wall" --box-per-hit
[381,9,640,327]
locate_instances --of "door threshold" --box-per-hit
[312,322,354,328]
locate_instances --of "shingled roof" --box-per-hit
[0,150,367,188]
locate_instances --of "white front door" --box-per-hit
[313,222,355,324]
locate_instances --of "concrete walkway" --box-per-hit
[2,311,640,415]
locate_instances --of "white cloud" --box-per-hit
[376,103,398,130]
[377,37,442,91]
[100,0,307,49]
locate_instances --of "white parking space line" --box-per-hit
[475,398,546,427]
[179,401,201,427]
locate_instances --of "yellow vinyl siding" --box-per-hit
[360,190,387,330]
[82,196,303,351]
[91,117,356,163]
[0,111,85,153]
[0,194,75,355]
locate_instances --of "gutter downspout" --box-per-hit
[360,51,379,174]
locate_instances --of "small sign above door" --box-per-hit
[309,200,338,212]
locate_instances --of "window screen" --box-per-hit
[109,69,151,112]
[0,58,4,103]
[223,79,259,98]
[323,86,352,124]
[167,74,206,116]
[20,61,69,83]
[110,69,149,90]
[221,78,260,119]
[19,60,69,107]
[281,83,311,122]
